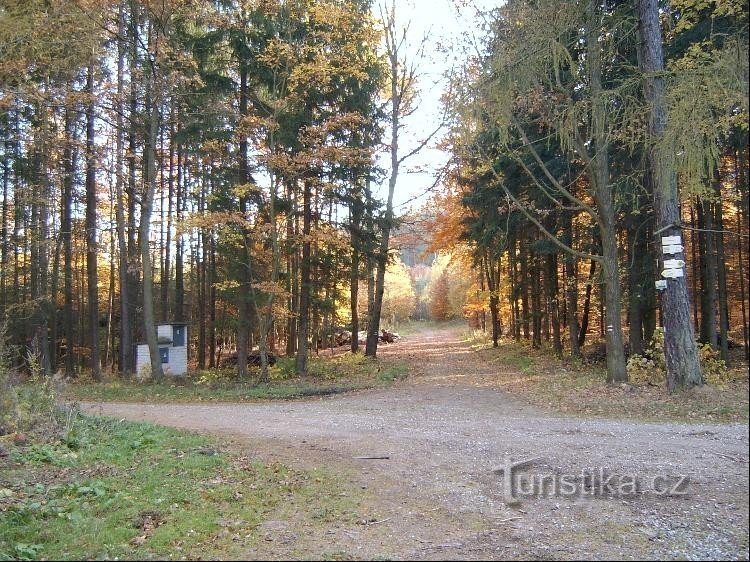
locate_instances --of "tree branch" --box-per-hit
[512,117,598,220]
[397,121,443,165]
[476,145,602,262]
[511,153,587,212]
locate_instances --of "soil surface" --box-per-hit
[83,325,749,560]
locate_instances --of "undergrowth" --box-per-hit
[463,328,748,423]
[61,350,409,404]
[626,328,733,385]
[0,325,363,560]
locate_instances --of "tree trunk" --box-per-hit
[484,255,500,347]
[161,110,175,321]
[626,183,655,356]
[126,0,140,349]
[78,244,86,369]
[510,235,520,340]
[690,204,700,331]
[563,212,580,357]
[296,179,312,374]
[0,120,8,311]
[85,62,102,382]
[714,180,730,361]
[546,253,562,356]
[519,234,530,339]
[209,235,217,368]
[642,223,657,345]
[531,250,542,349]
[175,128,185,322]
[480,269,488,333]
[599,224,627,382]
[579,258,596,348]
[311,184,321,355]
[197,228,206,370]
[257,164,282,384]
[115,4,132,374]
[506,236,516,338]
[736,148,749,360]
[29,98,51,375]
[11,110,21,308]
[236,67,251,378]
[366,15,403,358]
[636,0,702,389]
[141,31,164,383]
[365,222,390,357]
[104,206,116,370]
[286,180,297,357]
[62,110,76,377]
[698,198,717,347]
[350,206,360,353]
[587,0,626,382]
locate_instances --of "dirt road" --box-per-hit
[84,326,749,560]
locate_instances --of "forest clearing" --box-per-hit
[1,0,749,559]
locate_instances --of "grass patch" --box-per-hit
[62,352,409,405]
[377,364,409,384]
[397,320,463,337]
[0,413,361,560]
[465,330,749,424]
[62,379,367,404]
[395,321,435,337]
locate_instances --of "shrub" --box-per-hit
[627,328,731,386]
[697,343,733,385]
[136,362,152,382]
[0,322,64,437]
[337,351,370,367]
[626,329,666,385]
[194,369,235,386]
[270,357,296,380]
[309,352,376,380]
[0,322,18,435]
[377,365,408,383]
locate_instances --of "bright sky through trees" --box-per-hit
[377,0,494,211]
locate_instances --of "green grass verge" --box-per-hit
[62,380,368,404]
[0,414,360,560]
[62,352,409,404]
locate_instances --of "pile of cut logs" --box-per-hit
[332,330,401,347]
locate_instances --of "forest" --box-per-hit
[0,1,749,560]
[0,0,747,390]
[430,0,748,390]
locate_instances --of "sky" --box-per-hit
[374,0,495,212]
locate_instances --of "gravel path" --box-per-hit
[83,326,749,560]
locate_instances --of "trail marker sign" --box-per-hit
[662,268,684,279]
[663,259,685,270]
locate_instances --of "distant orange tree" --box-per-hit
[429,272,451,321]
